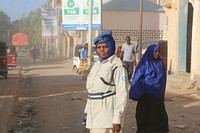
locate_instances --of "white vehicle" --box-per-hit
[73,44,99,73]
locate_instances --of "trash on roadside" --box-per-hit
[172,124,186,129]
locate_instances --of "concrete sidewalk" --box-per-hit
[166,72,200,100]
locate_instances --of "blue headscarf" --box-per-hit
[129,44,166,100]
[94,30,116,62]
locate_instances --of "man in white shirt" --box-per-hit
[120,36,138,81]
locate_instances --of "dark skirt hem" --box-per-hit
[136,93,169,133]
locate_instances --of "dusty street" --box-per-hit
[1,59,200,133]
[0,67,20,133]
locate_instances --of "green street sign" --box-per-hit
[67,0,75,8]
[64,8,79,15]
[83,8,99,15]
[87,0,95,7]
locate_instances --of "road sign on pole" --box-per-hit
[62,0,101,30]
[42,8,58,39]
[139,0,143,60]
[88,0,93,69]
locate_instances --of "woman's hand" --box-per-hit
[112,123,121,133]
[82,113,87,127]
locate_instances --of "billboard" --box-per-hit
[42,8,58,39]
[62,0,101,30]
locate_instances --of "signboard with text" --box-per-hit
[42,8,58,39]
[62,0,101,30]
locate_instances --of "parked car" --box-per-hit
[73,44,99,73]
[16,49,29,60]
[136,40,168,69]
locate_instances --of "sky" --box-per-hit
[0,0,48,21]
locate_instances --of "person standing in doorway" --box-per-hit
[129,44,169,133]
[120,36,138,81]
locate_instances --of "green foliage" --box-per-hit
[18,8,42,46]
[0,10,12,43]
[0,0,51,46]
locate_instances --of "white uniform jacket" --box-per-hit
[84,55,129,129]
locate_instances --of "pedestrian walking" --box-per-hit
[120,36,138,81]
[48,46,55,58]
[39,46,45,60]
[82,30,129,133]
[129,44,169,133]
[31,46,38,63]
[78,43,88,74]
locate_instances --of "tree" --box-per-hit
[17,8,42,46]
[0,10,12,43]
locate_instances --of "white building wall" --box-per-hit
[100,10,168,44]
[167,8,179,73]
[191,0,200,78]
[163,0,200,79]
[102,10,167,30]
[163,0,180,73]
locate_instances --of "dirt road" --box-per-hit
[5,60,200,133]
[0,68,20,133]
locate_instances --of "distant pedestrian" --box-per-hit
[40,46,45,60]
[31,46,37,63]
[48,46,55,58]
[129,44,169,133]
[120,36,138,81]
[78,43,88,74]
[82,30,129,133]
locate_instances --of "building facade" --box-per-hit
[52,0,169,68]
[150,0,200,80]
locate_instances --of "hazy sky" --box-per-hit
[0,0,48,21]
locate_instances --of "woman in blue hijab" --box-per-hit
[129,44,169,133]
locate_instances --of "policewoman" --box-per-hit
[82,30,129,133]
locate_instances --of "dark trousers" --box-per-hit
[123,61,133,80]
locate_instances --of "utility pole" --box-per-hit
[138,0,143,60]
[88,0,93,70]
